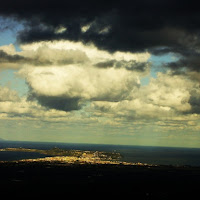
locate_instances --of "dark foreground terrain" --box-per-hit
[0,161,200,199]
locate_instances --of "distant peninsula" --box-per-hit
[0,147,131,165]
[0,147,152,166]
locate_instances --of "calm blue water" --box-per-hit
[0,140,200,166]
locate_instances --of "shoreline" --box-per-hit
[1,147,199,168]
[1,149,200,198]
[0,147,150,166]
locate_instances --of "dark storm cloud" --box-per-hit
[0,1,199,49]
[95,60,116,69]
[28,93,82,111]
[0,50,28,63]
[167,52,200,72]
[95,59,150,72]
[36,96,81,111]
[188,89,200,114]
[1,0,200,71]
[189,96,200,114]
[0,49,52,66]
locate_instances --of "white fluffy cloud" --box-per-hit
[18,65,140,101]
[0,86,19,102]
[0,40,150,69]
[0,86,71,120]
[138,72,193,112]
[20,40,151,64]
[13,40,150,112]
[91,71,199,120]
[0,43,89,69]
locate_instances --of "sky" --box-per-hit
[0,0,200,148]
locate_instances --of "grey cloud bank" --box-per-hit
[1,0,200,75]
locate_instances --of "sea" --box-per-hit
[0,140,200,166]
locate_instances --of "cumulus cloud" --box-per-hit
[2,40,148,112]
[0,97,71,121]
[0,85,71,120]
[1,68,200,129]
[20,40,150,63]
[1,39,199,127]
[139,72,193,113]
[5,40,198,121]
[20,45,89,66]
[91,72,200,120]
[0,41,150,70]
[18,65,141,111]
[0,86,20,102]
[0,43,89,69]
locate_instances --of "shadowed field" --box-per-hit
[0,161,200,199]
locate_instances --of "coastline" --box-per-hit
[1,146,200,199]
[0,147,198,167]
[1,141,200,166]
